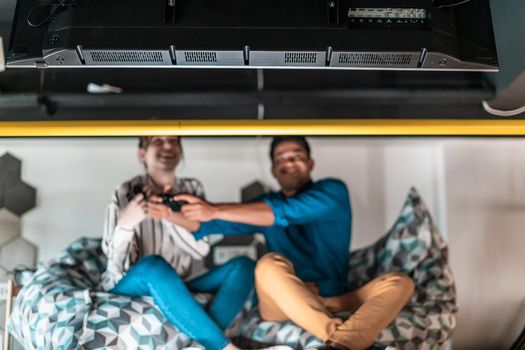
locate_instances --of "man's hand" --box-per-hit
[174,194,219,222]
[118,193,148,230]
[175,195,274,226]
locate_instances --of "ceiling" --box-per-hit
[0,0,523,121]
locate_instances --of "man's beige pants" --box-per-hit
[255,253,415,350]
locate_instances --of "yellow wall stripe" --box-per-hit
[1,119,525,136]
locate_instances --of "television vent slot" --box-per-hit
[284,52,318,64]
[89,51,164,63]
[184,51,217,63]
[338,53,413,65]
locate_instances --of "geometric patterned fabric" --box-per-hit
[8,188,457,349]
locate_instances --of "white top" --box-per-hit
[100,175,210,291]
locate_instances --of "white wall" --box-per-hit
[444,139,525,349]
[0,137,441,260]
[1,137,524,349]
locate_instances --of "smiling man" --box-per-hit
[176,136,415,350]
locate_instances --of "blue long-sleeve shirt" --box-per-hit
[194,178,352,296]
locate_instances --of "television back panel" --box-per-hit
[7,0,498,71]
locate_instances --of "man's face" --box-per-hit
[271,141,314,193]
[139,136,182,172]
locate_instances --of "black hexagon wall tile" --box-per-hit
[0,153,21,189]
[241,180,265,203]
[0,153,37,216]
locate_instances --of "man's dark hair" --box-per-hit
[270,136,311,162]
[138,136,181,149]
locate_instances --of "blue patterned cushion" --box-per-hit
[8,188,457,349]
[8,238,204,349]
[347,188,457,348]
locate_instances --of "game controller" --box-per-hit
[158,192,188,212]
[126,185,188,212]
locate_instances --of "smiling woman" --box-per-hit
[97,135,290,350]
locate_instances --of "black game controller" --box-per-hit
[158,192,188,212]
[126,185,188,212]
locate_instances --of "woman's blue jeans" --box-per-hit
[111,255,255,350]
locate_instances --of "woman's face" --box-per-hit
[139,136,182,172]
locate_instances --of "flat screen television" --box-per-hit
[6,0,499,71]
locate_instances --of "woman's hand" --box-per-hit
[147,199,172,220]
[174,194,219,222]
[118,193,148,230]
[147,184,172,220]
